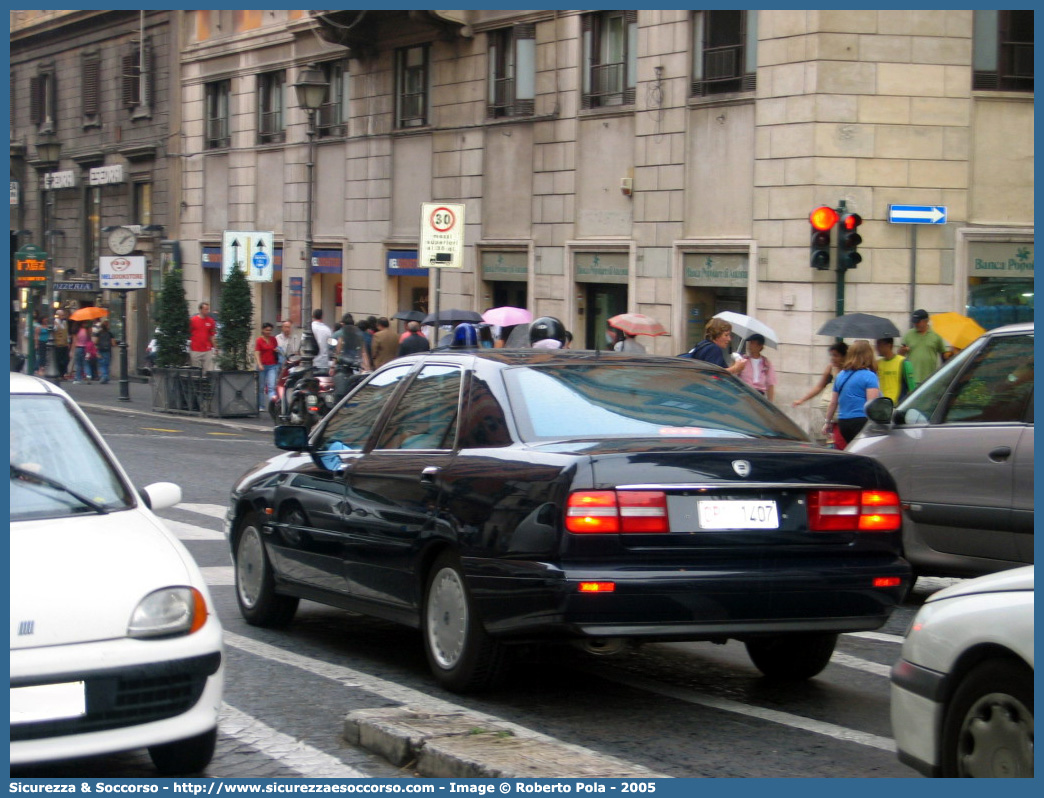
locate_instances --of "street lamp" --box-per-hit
[292,65,328,365]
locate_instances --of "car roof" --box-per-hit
[984,321,1033,336]
[9,372,69,396]
[394,348,723,371]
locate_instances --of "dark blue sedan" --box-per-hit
[225,350,910,692]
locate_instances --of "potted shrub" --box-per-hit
[150,268,198,412]
[208,262,258,417]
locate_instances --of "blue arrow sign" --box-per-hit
[888,204,947,225]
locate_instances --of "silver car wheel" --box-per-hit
[236,524,265,610]
[957,691,1034,777]
[426,566,468,670]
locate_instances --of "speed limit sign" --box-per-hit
[420,202,465,268]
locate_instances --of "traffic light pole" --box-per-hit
[834,200,847,323]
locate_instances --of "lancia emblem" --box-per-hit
[732,460,751,478]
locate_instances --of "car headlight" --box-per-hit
[128,587,208,638]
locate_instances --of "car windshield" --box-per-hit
[10,394,134,521]
[503,363,808,442]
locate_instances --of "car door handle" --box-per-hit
[420,466,441,485]
[988,446,1012,462]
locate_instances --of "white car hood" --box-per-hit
[10,507,196,650]
[927,565,1035,604]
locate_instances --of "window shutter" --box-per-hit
[624,10,637,24]
[122,52,139,107]
[142,38,154,109]
[581,14,594,109]
[30,76,43,124]
[83,55,101,117]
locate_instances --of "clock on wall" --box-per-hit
[107,226,138,255]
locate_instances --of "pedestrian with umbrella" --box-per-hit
[682,318,747,375]
[899,309,949,388]
[736,333,777,401]
[822,340,881,449]
[607,321,646,354]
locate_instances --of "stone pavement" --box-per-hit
[55,376,274,435]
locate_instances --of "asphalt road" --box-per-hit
[14,408,957,779]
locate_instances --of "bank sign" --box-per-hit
[969,242,1034,278]
[683,253,749,288]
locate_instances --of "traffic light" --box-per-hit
[809,206,838,270]
[838,213,863,270]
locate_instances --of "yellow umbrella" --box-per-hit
[930,312,985,350]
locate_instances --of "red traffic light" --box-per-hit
[842,213,863,231]
[810,206,839,231]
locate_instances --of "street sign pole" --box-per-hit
[118,290,131,402]
[889,205,947,316]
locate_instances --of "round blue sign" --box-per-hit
[252,251,270,269]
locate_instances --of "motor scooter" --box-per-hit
[269,355,336,429]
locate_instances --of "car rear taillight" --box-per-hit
[566,490,669,534]
[808,489,901,532]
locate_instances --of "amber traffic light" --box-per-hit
[809,206,837,270]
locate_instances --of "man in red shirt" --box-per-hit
[189,302,217,371]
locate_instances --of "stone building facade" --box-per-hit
[13,10,1032,421]
[10,10,180,369]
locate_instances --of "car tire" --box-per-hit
[745,633,837,680]
[940,659,1034,777]
[148,727,217,775]
[234,512,298,628]
[422,551,508,693]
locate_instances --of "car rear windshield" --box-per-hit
[502,363,808,442]
[10,394,134,521]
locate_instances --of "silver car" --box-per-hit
[849,322,1033,579]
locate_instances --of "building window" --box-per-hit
[581,11,637,109]
[85,186,101,273]
[317,61,349,138]
[973,10,1033,91]
[82,53,101,125]
[205,80,231,149]
[30,69,57,132]
[488,25,536,118]
[258,71,285,144]
[122,37,154,116]
[133,182,152,226]
[692,10,757,97]
[395,45,429,129]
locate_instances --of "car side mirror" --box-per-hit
[139,481,182,511]
[274,424,311,451]
[864,396,895,425]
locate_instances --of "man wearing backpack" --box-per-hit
[681,318,747,375]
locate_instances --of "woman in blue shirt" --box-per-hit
[822,339,880,448]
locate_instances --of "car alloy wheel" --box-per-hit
[236,523,265,611]
[943,659,1034,777]
[426,564,468,669]
[234,513,298,627]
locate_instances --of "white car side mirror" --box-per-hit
[140,482,182,511]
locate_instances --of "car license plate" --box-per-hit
[698,500,779,530]
[10,681,86,724]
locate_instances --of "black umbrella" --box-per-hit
[392,310,425,323]
[817,313,901,339]
[422,308,484,326]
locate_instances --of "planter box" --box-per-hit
[151,367,258,417]
[206,370,259,418]
[151,367,206,414]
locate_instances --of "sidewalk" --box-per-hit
[57,377,274,435]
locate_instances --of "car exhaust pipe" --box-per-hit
[575,637,630,656]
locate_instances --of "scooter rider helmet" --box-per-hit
[450,323,480,349]
[528,316,566,348]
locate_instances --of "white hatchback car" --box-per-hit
[890,566,1033,777]
[10,374,224,774]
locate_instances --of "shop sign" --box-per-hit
[89,164,124,185]
[11,181,19,206]
[42,170,76,190]
[968,242,1034,278]
[386,249,427,276]
[683,253,749,288]
[99,255,146,289]
[575,252,628,284]
[481,251,528,282]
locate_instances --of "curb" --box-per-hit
[344,707,669,779]
[75,401,272,435]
